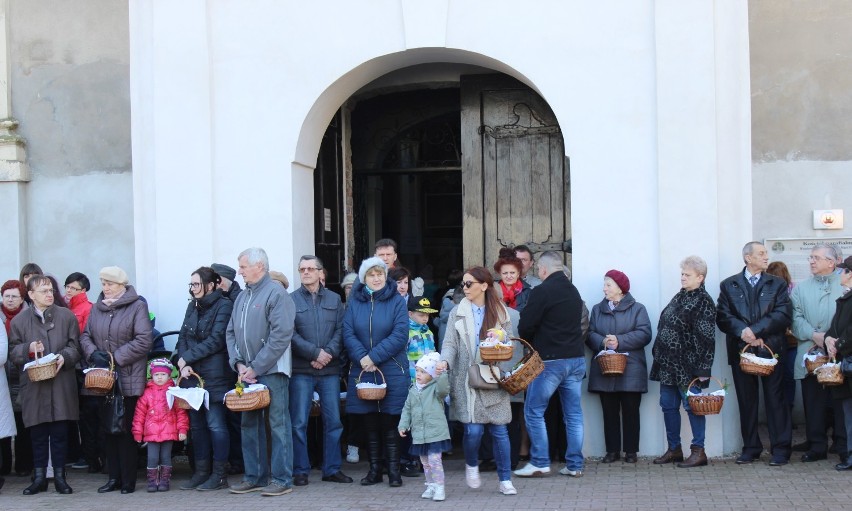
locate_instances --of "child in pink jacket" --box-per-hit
[132,359,189,492]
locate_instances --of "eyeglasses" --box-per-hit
[65,285,82,292]
[808,255,830,262]
[34,289,53,296]
[462,280,481,289]
[188,282,202,288]
[298,267,320,273]
[3,294,21,300]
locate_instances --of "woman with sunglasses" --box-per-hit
[176,267,235,490]
[825,256,852,470]
[436,266,516,496]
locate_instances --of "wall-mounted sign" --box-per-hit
[765,237,852,284]
[813,209,844,230]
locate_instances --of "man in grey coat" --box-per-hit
[226,247,296,497]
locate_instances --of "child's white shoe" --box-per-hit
[432,484,446,501]
[346,445,359,464]
[499,480,517,495]
[421,483,435,499]
[465,464,481,489]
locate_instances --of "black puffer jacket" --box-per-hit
[828,290,852,399]
[176,290,235,402]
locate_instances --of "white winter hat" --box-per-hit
[358,256,387,285]
[415,352,441,379]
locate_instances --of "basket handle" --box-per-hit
[177,368,205,389]
[740,343,775,358]
[807,345,827,356]
[686,376,725,392]
[357,367,385,385]
[510,337,535,352]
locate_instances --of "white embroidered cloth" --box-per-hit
[167,387,209,410]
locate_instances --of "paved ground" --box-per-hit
[2,452,851,511]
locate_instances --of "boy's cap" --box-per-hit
[408,295,438,314]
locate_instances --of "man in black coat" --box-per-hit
[717,241,792,466]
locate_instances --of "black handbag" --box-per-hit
[101,375,127,435]
[841,356,852,377]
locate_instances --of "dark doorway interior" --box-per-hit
[351,88,464,301]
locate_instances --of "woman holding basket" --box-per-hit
[436,266,517,496]
[176,266,234,490]
[586,270,652,463]
[8,275,81,495]
[343,257,408,487]
[649,256,716,468]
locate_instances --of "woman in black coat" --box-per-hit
[176,267,235,490]
[585,270,651,464]
[825,256,852,470]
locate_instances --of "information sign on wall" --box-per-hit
[765,237,852,284]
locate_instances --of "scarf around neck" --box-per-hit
[500,280,523,309]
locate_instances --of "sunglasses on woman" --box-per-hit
[462,280,480,289]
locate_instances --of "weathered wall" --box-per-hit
[750,0,852,242]
[6,0,134,291]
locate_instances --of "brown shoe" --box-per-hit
[653,446,684,465]
[677,445,707,468]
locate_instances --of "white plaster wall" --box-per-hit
[130,0,751,456]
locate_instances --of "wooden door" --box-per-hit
[460,74,571,270]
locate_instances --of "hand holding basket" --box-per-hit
[84,351,116,393]
[174,369,205,409]
[27,347,59,382]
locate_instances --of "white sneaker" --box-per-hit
[346,445,359,464]
[46,466,54,479]
[559,467,584,477]
[513,462,551,477]
[432,484,446,501]
[465,464,481,489]
[499,480,517,495]
[421,483,435,499]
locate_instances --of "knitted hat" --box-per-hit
[99,266,129,285]
[211,263,236,282]
[269,270,289,289]
[408,295,438,314]
[604,269,630,294]
[415,352,441,379]
[341,272,358,288]
[148,358,175,378]
[358,256,387,284]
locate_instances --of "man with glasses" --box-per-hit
[514,245,542,288]
[792,244,847,464]
[288,255,351,487]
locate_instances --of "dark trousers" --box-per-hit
[599,392,642,454]
[29,420,69,468]
[105,396,139,487]
[507,402,523,468]
[225,409,244,470]
[2,411,33,474]
[78,396,104,466]
[802,376,847,455]
[731,362,792,458]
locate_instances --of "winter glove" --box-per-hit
[89,351,111,369]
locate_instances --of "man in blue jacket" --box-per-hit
[226,247,296,497]
[289,255,351,486]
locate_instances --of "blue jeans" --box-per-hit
[289,373,343,476]
[241,373,293,487]
[190,401,230,463]
[463,423,512,482]
[524,357,585,471]
[659,383,705,449]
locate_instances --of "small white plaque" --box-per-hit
[324,208,332,232]
[813,209,844,230]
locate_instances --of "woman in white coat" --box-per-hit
[0,323,18,491]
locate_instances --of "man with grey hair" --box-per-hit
[226,247,297,496]
[791,243,847,464]
[514,251,588,478]
[717,241,792,466]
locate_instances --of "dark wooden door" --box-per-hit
[460,74,570,269]
[314,111,345,289]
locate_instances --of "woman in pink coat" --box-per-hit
[131,359,189,492]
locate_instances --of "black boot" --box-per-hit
[360,430,383,486]
[23,467,48,495]
[53,467,73,494]
[386,430,402,488]
[180,459,210,490]
[97,478,121,493]
[197,460,229,491]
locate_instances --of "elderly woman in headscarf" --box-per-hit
[80,266,152,494]
[343,257,408,487]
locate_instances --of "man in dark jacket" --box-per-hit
[212,263,242,301]
[514,251,588,478]
[289,255,351,486]
[717,241,792,466]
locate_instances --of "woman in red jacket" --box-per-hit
[132,359,189,492]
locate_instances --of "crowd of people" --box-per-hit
[0,239,851,500]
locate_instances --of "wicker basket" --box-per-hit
[356,368,387,401]
[805,347,829,374]
[489,337,543,396]
[224,376,271,412]
[84,351,115,394]
[597,352,627,376]
[739,344,777,377]
[175,370,205,410]
[27,349,58,382]
[686,377,725,416]
[816,359,845,386]
[480,343,514,362]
